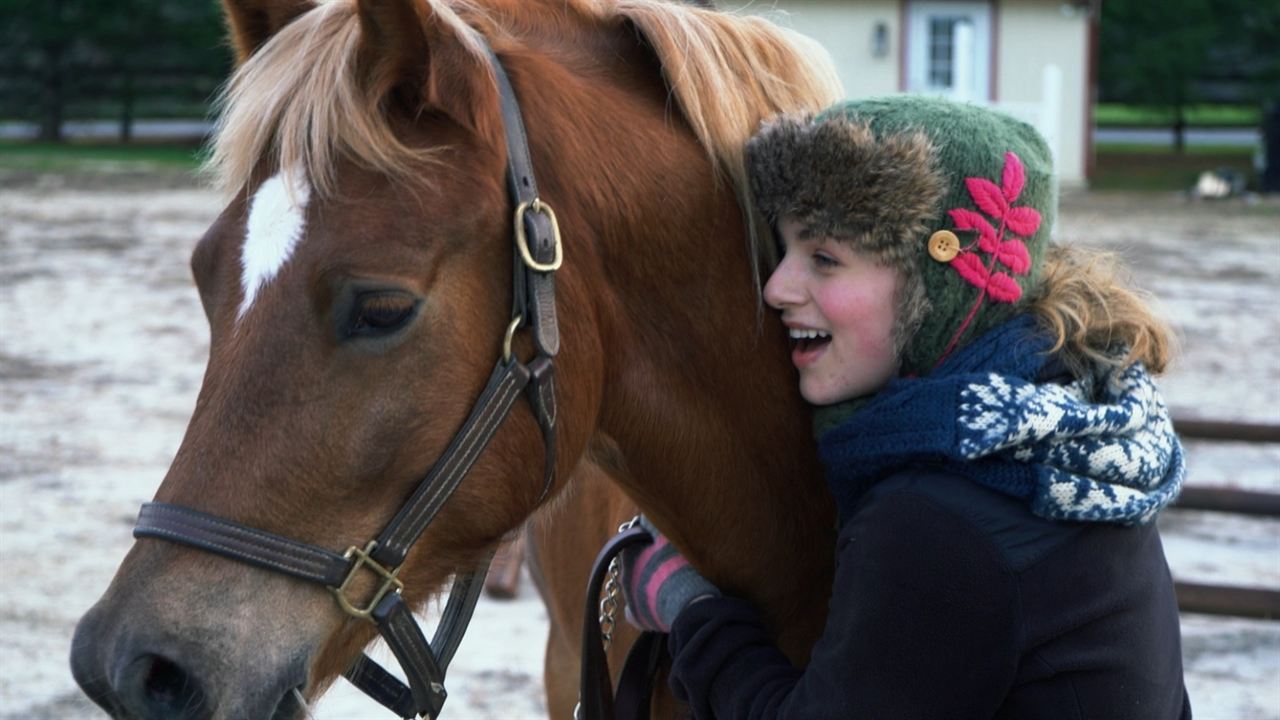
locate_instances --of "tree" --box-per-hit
[1100,0,1280,155]
[1208,0,1280,190]
[0,0,71,141]
[1099,0,1217,152]
[0,0,231,142]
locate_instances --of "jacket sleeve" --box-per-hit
[667,488,1023,719]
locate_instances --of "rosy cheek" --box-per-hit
[821,291,896,343]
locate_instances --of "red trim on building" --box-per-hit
[1084,0,1100,182]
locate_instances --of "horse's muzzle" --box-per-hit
[71,600,309,720]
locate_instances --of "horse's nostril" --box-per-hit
[120,653,210,720]
[143,655,197,706]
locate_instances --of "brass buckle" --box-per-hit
[331,540,404,621]
[514,198,563,272]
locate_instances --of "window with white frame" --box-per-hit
[908,1,991,101]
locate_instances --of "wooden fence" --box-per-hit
[1170,417,1280,620]
[0,65,225,142]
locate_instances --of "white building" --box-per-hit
[729,0,1098,186]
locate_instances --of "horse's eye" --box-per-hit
[348,292,418,337]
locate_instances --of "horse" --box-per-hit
[69,1,842,717]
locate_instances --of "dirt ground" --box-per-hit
[2,171,1278,719]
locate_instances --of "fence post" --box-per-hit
[120,68,135,144]
[952,20,974,102]
[1038,64,1062,167]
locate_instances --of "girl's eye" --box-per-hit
[348,293,418,336]
[812,252,838,269]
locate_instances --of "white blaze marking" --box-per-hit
[238,170,311,319]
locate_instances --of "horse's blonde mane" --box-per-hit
[602,1,843,269]
[206,0,493,197]
[206,0,843,237]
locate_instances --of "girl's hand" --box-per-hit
[619,516,720,632]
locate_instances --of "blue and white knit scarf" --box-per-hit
[819,316,1185,525]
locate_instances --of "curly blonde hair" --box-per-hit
[1030,244,1174,376]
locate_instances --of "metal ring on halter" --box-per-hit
[503,316,523,363]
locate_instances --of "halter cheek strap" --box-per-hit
[133,42,560,720]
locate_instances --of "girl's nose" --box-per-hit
[764,256,803,310]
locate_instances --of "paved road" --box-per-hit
[1094,127,1261,147]
[0,119,212,141]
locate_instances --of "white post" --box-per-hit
[952,20,974,102]
[1039,64,1063,165]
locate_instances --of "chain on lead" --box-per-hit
[599,557,621,650]
[586,567,621,720]
[578,516,643,719]
[598,516,639,651]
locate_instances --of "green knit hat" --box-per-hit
[747,96,1056,376]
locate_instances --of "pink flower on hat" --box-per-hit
[936,151,1042,365]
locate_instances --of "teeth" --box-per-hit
[788,328,831,340]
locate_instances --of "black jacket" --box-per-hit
[667,469,1191,719]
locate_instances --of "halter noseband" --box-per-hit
[133,43,561,720]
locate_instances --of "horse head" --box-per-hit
[71,1,842,717]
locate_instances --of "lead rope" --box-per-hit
[575,516,641,719]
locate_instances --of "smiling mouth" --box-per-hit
[788,328,832,366]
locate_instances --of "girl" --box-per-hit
[621,96,1190,719]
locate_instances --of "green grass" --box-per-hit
[0,141,206,172]
[1092,146,1259,191]
[1095,103,1261,128]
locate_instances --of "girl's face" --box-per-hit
[764,217,902,406]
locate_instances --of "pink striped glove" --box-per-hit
[620,516,720,633]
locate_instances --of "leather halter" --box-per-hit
[133,43,560,720]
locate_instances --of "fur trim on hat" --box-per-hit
[746,113,946,274]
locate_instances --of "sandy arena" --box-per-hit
[2,170,1278,718]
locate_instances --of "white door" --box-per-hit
[907,1,992,102]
